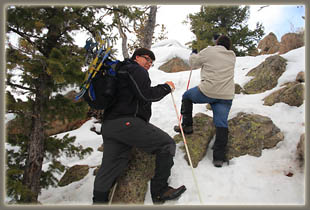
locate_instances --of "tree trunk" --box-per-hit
[118,22,130,59]
[20,74,48,203]
[114,10,130,59]
[141,6,157,49]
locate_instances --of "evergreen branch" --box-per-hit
[8,26,45,55]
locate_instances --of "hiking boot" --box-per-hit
[173,125,193,134]
[212,159,229,168]
[92,190,109,204]
[152,185,187,204]
[212,160,223,167]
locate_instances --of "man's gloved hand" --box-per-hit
[212,34,220,44]
[192,49,198,54]
[165,81,175,92]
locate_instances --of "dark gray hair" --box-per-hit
[216,35,232,50]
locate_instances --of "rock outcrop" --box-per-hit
[257,32,280,55]
[279,32,304,54]
[256,32,304,55]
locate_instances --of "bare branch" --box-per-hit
[6,81,36,92]
[258,5,269,12]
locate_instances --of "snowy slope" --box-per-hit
[6,40,305,205]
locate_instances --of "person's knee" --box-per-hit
[212,108,230,127]
[182,93,189,100]
[182,89,192,100]
[158,142,176,157]
[213,119,228,128]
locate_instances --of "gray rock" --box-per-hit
[174,113,215,168]
[263,82,304,107]
[243,55,287,94]
[227,112,284,159]
[58,165,89,187]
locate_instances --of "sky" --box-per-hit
[154,5,305,46]
[4,39,305,205]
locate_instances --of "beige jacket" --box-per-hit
[189,45,236,100]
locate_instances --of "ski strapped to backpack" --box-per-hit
[75,32,122,110]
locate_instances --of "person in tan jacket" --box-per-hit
[174,35,236,167]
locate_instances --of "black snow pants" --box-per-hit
[93,117,176,198]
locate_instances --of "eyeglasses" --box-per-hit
[140,55,154,67]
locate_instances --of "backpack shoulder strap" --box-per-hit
[114,59,132,74]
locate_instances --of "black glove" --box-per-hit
[213,34,220,41]
[192,49,198,54]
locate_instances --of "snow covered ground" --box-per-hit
[5,40,306,206]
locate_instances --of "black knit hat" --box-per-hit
[131,48,156,61]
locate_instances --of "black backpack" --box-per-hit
[82,59,123,110]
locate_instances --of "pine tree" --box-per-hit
[187,5,265,56]
[5,6,114,203]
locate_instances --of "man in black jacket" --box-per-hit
[93,48,186,205]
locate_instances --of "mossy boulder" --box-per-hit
[111,147,155,204]
[174,112,284,167]
[174,113,215,168]
[58,165,89,187]
[227,112,284,159]
[243,55,287,94]
[263,82,304,107]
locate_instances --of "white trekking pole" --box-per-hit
[171,91,203,204]
[108,182,118,205]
